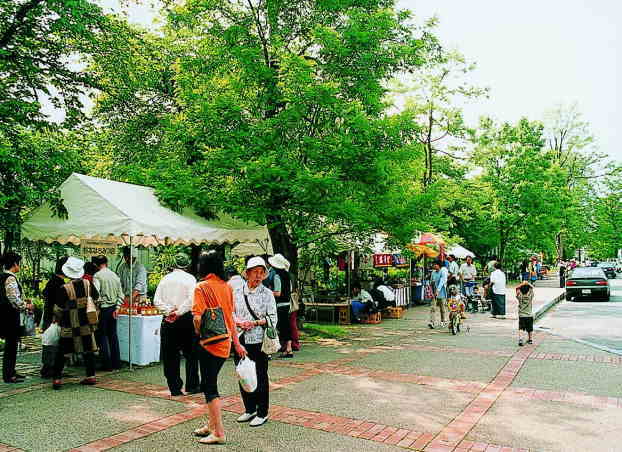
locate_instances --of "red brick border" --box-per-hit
[89,369,524,452]
[0,443,23,452]
[506,387,622,409]
[422,345,537,451]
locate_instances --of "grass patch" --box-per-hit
[301,323,349,339]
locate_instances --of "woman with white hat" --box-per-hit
[268,254,295,358]
[51,256,100,390]
[232,256,277,427]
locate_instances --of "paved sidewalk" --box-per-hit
[2,285,620,452]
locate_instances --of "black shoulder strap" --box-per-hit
[243,293,260,321]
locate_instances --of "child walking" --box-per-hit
[516,281,534,346]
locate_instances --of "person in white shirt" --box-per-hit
[375,279,396,307]
[459,256,478,303]
[153,253,199,396]
[489,261,506,319]
[351,282,376,322]
[447,255,460,289]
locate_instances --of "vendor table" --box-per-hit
[305,302,350,325]
[394,286,411,307]
[117,314,163,366]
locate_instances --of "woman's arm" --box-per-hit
[265,291,278,327]
[225,287,247,357]
[192,286,206,336]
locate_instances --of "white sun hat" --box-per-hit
[268,253,290,271]
[246,256,268,271]
[62,256,86,279]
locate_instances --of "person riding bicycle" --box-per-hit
[447,286,466,319]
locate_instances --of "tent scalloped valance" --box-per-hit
[22,173,270,248]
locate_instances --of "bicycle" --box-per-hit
[447,297,462,335]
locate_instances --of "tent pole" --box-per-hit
[129,235,133,371]
[409,257,412,308]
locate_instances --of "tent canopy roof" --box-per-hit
[447,245,475,259]
[22,173,269,247]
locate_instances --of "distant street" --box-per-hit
[538,276,622,354]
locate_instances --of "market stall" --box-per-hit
[22,173,269,367]
[407,233,446,304]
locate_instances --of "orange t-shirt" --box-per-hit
[192,274,235,358]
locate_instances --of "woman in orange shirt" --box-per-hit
[192,251,246,445]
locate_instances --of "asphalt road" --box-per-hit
[537,275,622,354]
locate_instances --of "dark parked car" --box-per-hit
[565,267,610,301]
[598,262,618,279]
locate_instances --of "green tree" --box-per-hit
[469,117,566,262]
[588,174,622,260]
[390,49,488,188]
[91,0,440,276]
[0,0,128,128]
[0,127,82,251]
[0,0,134,250]
[543,103,603,260]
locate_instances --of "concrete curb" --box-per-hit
[533,292,565,322]
[534,290,622,357]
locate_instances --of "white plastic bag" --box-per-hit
[42,324,61,346]
[236,357,257,393]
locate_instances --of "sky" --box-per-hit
[52,1,621,162]
[403,0,621,162]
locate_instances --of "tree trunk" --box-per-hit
[3,227,19,252]
[267,214,298,286]
[556,231,564,261]
[190,244,202,277]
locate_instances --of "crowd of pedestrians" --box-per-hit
[0,248,299,443]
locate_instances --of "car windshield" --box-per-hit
[598,262,616,268]
[570,268,606,278]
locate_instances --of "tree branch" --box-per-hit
[0,0,44,50]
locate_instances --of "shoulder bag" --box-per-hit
[84,280,99,325]
[243,293,280,355]
[198,284,230,347]
[64,280,99,326]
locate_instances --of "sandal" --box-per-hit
[198,434,225,444]
[193,425,212,437]
[52,379,63,390]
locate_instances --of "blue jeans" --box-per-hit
[351,300,368,318]
[97,306,121,370]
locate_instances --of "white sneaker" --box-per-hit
[236,412,256,423]
[249,416,268,427]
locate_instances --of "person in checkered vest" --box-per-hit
[51,257,100,390]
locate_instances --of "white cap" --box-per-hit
[62,256,85,279]
[268,253,290,271]
[246,256,268,271]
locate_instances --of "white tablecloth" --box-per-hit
[117,314,162,366]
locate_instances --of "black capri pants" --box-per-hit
[198,347,226,403]
[277,305,292,342]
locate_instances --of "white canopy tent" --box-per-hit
[22,173,269,246]
[22,173,270,368]
[447,245,476,259]
[231,239,273,257]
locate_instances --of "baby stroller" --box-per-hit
[468,283,490,313]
